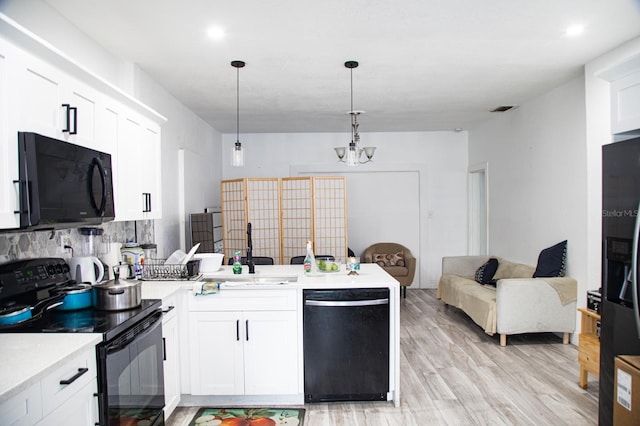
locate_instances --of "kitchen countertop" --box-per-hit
[140,263,399,298]
[0,333,102,403]
[0,264,398,407]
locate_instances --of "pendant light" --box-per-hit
[231,60,245,167]
[334,60,375,165]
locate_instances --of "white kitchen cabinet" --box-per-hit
[162,294,181,419]
[114,108,162,222]
[0,381,42,426]
[0,346,98,426]
[13,46,101,149]
[35,378,98,426]
[611,69,640,135]
[0,38,20,229]
[188,289,299,396]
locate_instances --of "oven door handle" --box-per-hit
[105,310,163,354]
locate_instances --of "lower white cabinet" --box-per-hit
[188,290,299,396]
[0,347,98,426]
[35,378,98,426]
[162,295,181,419]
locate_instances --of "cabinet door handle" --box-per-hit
[61,104,77,134]
[236,319,240,341]
[163,337,167,361]
[246,319,249,341]
[142,193,152,212]
[12,180,27,214]
[59,367,89,385]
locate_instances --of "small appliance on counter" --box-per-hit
[68,256,105,284]
[0,257,165,426]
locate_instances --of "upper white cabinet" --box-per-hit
[114,108,162,221]
[0,39,20,229]
[0,15,166,229]
[599,53,640,136]
[610,70,640,135]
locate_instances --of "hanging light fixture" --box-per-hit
[231,60,245,167]
[334,60,375,165]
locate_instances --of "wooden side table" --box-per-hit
[577,307,601,389]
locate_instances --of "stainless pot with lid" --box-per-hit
[92,266,141,311]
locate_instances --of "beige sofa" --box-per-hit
[437,256,577,346]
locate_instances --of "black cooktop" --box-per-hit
[0,299,162,341]
[0,257,162,341]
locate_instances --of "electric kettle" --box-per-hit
[68,256,105,284]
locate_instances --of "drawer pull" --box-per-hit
[59,367,89,385]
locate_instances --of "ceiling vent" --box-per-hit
[491,105,516,112]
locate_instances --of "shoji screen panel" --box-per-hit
[281,177,313,264]
[313,176,348,260]
[221,179,246,261]
[246,178,281,263]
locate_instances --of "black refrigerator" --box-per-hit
[600,136,640,425]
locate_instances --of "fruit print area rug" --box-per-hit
[189,407,305,425]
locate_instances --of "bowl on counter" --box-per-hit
[193,253,224,273]
[316,258,341,273]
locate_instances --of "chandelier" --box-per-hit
[334,60,375,165]
[231,60,245,167]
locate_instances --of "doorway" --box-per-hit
[468,163,488,255]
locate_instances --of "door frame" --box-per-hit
[468,162,489,255]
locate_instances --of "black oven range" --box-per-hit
[0,257,165,426]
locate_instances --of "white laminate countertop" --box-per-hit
[0,333,102,403]
[140,263,399,298]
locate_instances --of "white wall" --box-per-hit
[221,131,468,287]
[468,75,589,338]
[0,0,222,257]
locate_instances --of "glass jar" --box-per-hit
[140,243,157,263]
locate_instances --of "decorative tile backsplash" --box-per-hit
[0,220,154,263]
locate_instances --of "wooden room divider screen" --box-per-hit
[221,176,348,264]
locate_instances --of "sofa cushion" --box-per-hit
[373,252,405,267]
[475,258,499,284]
[533,240,567,278]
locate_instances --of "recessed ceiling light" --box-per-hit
[206,26,226,41]
[565,25,585,37]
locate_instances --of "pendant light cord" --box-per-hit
[236,65,240,143]
[231,60,245,145]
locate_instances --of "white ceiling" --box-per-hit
[44,0,640,134]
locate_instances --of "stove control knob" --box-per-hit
[61,263,70,273]
[46,265,56,276]
[55,264,63,274]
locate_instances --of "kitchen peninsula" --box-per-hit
[0,263,400,425]
[143,263,401,409]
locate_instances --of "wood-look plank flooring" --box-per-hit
[167,289,599,425]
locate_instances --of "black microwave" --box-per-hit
[17,132,115,230]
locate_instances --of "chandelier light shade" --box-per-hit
[231,60,245,167]
[335,60,376,165]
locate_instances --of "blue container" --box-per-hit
[55,284,93,311]
[0,306,32,325]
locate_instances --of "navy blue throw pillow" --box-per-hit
[475,258,499,284]
[533,240,567,278]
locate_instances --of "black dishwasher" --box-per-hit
[303,288,390,402]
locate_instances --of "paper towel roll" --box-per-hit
[100,242,122,280]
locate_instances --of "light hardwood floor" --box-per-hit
[167,289,599,425]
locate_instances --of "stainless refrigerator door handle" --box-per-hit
[305,298,389,307]
[633,200,640,339]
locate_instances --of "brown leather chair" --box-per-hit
[363,242,416,298]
